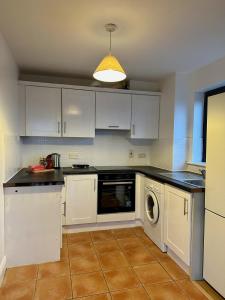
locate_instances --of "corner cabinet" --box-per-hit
[65,175,97,225]
[131,94,159,139]
[26,86,62,137]
[62,89,95,138]
[164,185,192,265]
[95,91,131,130]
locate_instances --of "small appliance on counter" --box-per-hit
[46,153,61,169]
[72,164,90,169]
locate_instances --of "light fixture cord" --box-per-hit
[109,31,112,55]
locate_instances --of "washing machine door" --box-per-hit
[145,190,159,224]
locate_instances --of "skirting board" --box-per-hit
[167,248,190,275]
[63,219,143,233]
[0,256,6,286]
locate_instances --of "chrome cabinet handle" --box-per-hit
[132,124,135,135]
[57,121,61,134]
[63,202,66,216]
[108,125,119,128]
[63,122,66,134]
[94,179,96,192]
[184,198,188,216]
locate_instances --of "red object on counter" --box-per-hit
[30,165,45,171]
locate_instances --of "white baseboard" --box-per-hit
[167,248,190,275]
[63,219,143,233]
[0,256,6,286]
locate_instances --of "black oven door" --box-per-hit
[98,180,135,214]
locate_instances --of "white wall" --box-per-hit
[150,75,175,170]
[0,33,20,283]
[188,55,225,163]
[21,131,152,167]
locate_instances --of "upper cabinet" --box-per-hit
[62,89,95,138]
[95,92,131,130]
[131,95,159,139]
[26,86,61,137]
[20,82,160,139]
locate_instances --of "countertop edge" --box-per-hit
[4,166,205,193]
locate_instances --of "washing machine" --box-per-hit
[144,178,166,252]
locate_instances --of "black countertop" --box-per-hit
[4,166,205,193]
[4,168,65,187]
[63,167,98,175]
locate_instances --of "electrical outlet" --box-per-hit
[138,153,146,158]
[129,150,134,159]
[68,152,79,159]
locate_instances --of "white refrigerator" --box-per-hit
[204,92,225,297]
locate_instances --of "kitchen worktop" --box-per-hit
[3,168,65,187]
[95,166,204,193]
[63,167,98,175]
[4,166,205,192]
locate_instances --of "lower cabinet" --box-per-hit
[65,174,98,225]
[135,173,145,222]
[164,185,192,265]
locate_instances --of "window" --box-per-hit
[203,86,225,162]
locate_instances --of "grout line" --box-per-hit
[91,236,111,297]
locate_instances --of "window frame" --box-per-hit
[203,86,225,162]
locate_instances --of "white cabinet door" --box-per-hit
[62,89,95,137]
[96,92,131,129]
[26,86,61,137]
[65,175,97,225]
[164,185,192,265]
[131,95,159,139]
[135,173,145,222]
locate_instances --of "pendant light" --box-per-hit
[93,23,126,82]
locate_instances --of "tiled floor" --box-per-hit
[0,227,216,299]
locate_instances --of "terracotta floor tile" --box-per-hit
[138,235,155,247]
[62,234,68,245]
[134,262,172,284]
[94,240,119,254]
[123,247,157,266]
[145,281,188,300]
[91,230,114,242]
[67,232,91,244]
[133,226,145,237]
[176,279,209,300]
[34,275,72,300]
[3,265,38,285]
[78,293,111,300]
[148,244,168,261]
[111,286,149,299]
[117,237,146,251]
[160,257,189,280]
[38,261,70,279]
[98,250,129,270]
[71,271,108,298]
[112,228,136,239]
[68,242,95,258]
[0,280,35,300]
[61,244,69,262]
[70,252,101,274]
[104,268,140,291]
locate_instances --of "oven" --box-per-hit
[98,172,135,214]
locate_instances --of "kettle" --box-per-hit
[46,153,60,169]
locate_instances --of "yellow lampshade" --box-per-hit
[93,54,126,82]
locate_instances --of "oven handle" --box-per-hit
[102,181,134,185]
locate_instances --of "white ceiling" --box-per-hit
[1,0,225,80]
